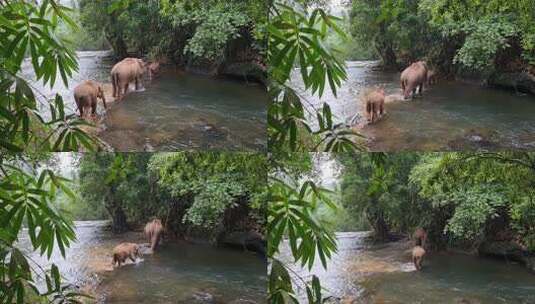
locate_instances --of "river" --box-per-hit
[278,232,535,304]
[291,61,535,151]
[18,221,267,303]
[21,51,267,151]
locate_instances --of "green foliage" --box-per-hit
[0,0,99,152]
[80,0,265,63]
[149,152,267,230]
[339,153,422,240]
[337,152,535,251]
[268,2,363,153]
[0,154,90,303]
[77,153,266,238]
[268,153,338,303]
[350,0,535,72]
[410,152,535,248]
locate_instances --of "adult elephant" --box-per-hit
[400,61,428,99]
[111,58,146,100]
[144,218,164,251]
[73,80,107,118]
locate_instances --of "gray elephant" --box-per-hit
[111,58,146,100]
[427,69,438,85]
[73,80,107,118]
[400,61,428,99]
[144,218,164,251]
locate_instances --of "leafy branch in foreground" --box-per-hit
[268,176,338,303]
[0,155,91,303]
[0,0,99,152]
[268,2,364,152]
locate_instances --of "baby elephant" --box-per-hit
[73,80,107,118]
[412,246,426,271]
[112,242,140,267]
[413,227,427,247]
[365,88,385,124]
[144,219,164,251]
[147,62,161,80]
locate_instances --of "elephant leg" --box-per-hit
[91,97,97,117]
[123,82,128,98]
[418,82,424,95]
[129,255,136,263]
[135,77,140,90]
[412,88,417,98]
[380,103,384,116]
[112,75,117,98]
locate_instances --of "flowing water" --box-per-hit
[18,221,267,303]
[278,232,535,304]
[21,51,267,151]
[291,61,535,151]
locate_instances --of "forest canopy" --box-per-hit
[78,0,267,67]
[76,152,267,240]
[338,152,535,252]
[350,0,535,74]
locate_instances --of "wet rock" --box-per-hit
[189,291,216,304]
[479,240,535,273]
[447,129,500,150]
[488,71,535,95]
[220,62,267,85]
[454,297,482,304]
[219,231,266,256]
[228,299,258,304]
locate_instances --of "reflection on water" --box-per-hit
[18,221,267,303]
[278,232,535,303]
[21,51,267,151]
[100,70,267,151]
[291,61,535,151]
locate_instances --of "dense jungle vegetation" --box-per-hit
[337,152,535,263]
[0,152,266,303]
[74,153,267,240]
[78,0,267,79]
[350,0,535,88]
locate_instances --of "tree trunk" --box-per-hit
[111,206,128,233]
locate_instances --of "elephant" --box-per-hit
[111,57,147,100]
[427,69,438,85]
[413,227,427,248]
[144,218,164,251]
[147,62,161,80]
[400,61,428,99]
[412,246,426,270]
[365,88,385,124]
[112,242,140,267]
[73,80,107,118]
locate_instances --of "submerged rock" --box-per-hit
[479,240,535,273]
[189,291,216,304]
[220,231,266,256]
